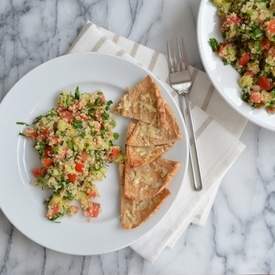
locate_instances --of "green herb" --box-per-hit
[94,97,102,106]
[33,115,43,124]
[46,110,57,118]
[50,212,63,222]
[16,121,30,126]
[64,190,75,200]
[52,146,59,154]
[113,132,119,140]
[88,106,96,117]
[209,38,219,52]
[100,128,106,138]
[72,120,83,129]
[223,59,229,65]
[80,130,86,138]
[102,112,109,120]
[94,162,103,171]
[110,119,116,128]
[75,86,80,100]
[105,100,113,110]
[241,90,250,103]
[19,132,26,137]
[35,141,46,156]
[254,40,261,53]
[250,25,263,40]
[265,98,275,108]
[59,181,68,189]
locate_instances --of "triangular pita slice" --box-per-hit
[124,158,180,200]
[126,121,174,167]
[113,75,166,127]
[121,188,170,229]
[119,164,170,229]
[126,144,173,167]
[127,104,181,146]
[126,120,137,139]
[126,119,180,146]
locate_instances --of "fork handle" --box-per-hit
[182,94,203,191]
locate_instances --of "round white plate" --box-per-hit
[197,0,275,131]
[0,53,189,255]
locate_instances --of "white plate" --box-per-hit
[197,0,275,131]
[0,53,189,255]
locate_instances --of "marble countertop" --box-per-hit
[1,0,275,274]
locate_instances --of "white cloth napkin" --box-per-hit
[68,22,246,261]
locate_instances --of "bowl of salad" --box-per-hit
[198,0,275,130]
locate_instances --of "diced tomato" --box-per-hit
[267,19,275,34]
[24,128,37,139]
[69,102,82,112]
[85,203,100,218]
[267,107,275,114]
[56,148,67,160]
[75,162,84,173]
[269,47,275,57]
[44,146,52,157]
[224,14,241,25]
[40,128,49,138]
[32,167,45,177]
[52,204,60,215]
[110,148,120,159]
[239,52,250,67]
[80,152,89,162]
[258,76,272,91]
[60,110,73,122]
[99,95,106,104]
[86,189,97,198]
[79,114,88,120]
[68,173,77,183]
[218,44,226,56]
[261,39,271,50]
[48,135,59,145]
[250,92,263,104]
[42,158,53,168]
[91,203,100,217]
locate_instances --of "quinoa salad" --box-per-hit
[209,0,275,112]
[18,88,121,221]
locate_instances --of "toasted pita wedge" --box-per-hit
[126,121,137,139]
[119,164,170,229]
[126,121,174,167]
[126,144,173,167]
[113,75,166,127]
[124,159,180,200]
[127,103,181,146]
[162,103,181,135]
[121,188,170,229]
[126,120,180,146]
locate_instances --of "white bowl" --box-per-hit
[197,0,275,131]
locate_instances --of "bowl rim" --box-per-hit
[197,0,275,132]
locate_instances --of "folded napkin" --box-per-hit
[68,22,246,261]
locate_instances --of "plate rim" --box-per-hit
[197,0,275,132]
[0,52,189,255]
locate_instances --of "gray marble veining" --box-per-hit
[1,0,275,274]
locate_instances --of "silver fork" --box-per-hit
[167,38,203,191]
